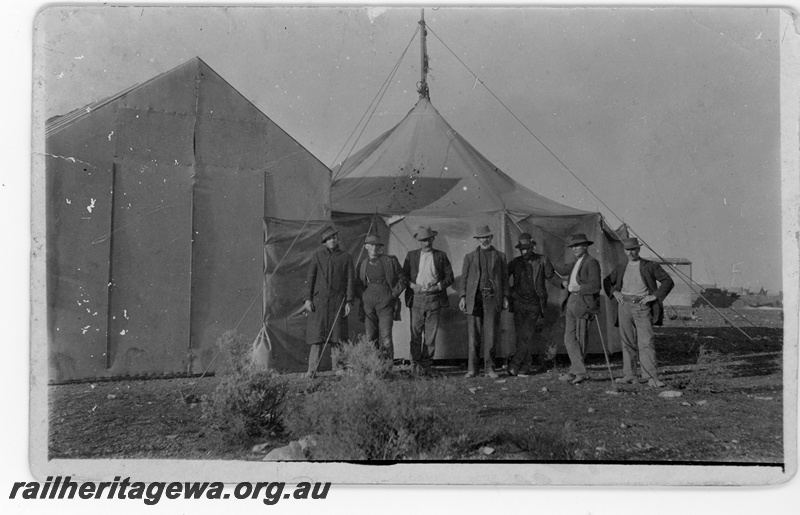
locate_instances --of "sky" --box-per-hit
[3,2,798,513]
[34,5,785,293]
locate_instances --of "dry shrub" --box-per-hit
[214,329,251,373]
[544,340,559,362]
[683,344,733,393]
[201,331,287,446]
[202,369,287,446]
[284,374,584,460]
[332,334,393,379]
[284,377,457,460]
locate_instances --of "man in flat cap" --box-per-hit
[507,233,559,376]
[459,225,509,379]
[402,226,454,375]
[555,233,601,384]
[604,238,674,387]
[303,225,355,378]
[357,234,408,360]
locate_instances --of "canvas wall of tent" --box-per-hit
[263,98,627,372]
[45,58,331,383]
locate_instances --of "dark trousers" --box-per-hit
[510,302,542,372]
[363,284,395,358]
[467,294,500,372]
[307,342,341,373]
[409,293,441,368]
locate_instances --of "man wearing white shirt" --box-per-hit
[555,234,601,384]
[402,227,454,375]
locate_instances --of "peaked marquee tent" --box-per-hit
[45,57,331,383]
[264,97,626,371]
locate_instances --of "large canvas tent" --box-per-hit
[46,57,331,383]
[264,97,626,372]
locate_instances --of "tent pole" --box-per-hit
[418,9,429,99]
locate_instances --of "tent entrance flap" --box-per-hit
[263,215,380,372]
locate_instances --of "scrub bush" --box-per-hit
[284,377,457,460]
[201,331,287,446]
[331,334,394,379]
[683,344,733,393]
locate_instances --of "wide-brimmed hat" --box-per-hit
[320,225,339,243]
[473,225,493,238]
[414,226,438,240]
[567,233,593,247]
[622,237,641,250]
[516,233,536,249]
[364,234,384,246]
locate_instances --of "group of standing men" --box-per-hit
[303,223,673,388]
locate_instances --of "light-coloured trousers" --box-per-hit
[618,301,658,379]
[564,297,589,375]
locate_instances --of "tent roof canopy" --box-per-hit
[332,98,592,219]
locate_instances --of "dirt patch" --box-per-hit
[49,307,784,463]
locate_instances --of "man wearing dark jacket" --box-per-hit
[507,233,559,376]
[459,225,509,379]
[303,225,355,378]
[555,234,602,384]
[402,226,454,375]
[357,234,408,360]
[603,237,674,387]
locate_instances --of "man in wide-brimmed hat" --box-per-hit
[506,233,560,376]
[402,226,454,375]
[603,237,674,388]
[357,234,408,361]
[303,224,355,378]
[554,233,602,384]
[459,225,509,379]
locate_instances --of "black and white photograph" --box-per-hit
[13,1,799,506]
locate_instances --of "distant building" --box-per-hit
[653,257,693,306]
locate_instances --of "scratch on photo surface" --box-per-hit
[91,204,178,244]
[42,152,95,168]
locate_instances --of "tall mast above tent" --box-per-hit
[417,9,430,99]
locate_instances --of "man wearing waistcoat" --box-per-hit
[459,225,509,379]
[357,234,408,360]
[555,233,601,384]
[402,226,455,375]
[303,225,354,379]
[603,238,674,388]
[507,233,560,376]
